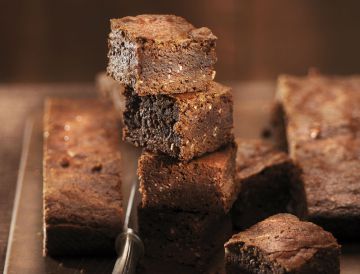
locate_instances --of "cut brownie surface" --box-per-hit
[275,73,360,239]
[107,14,217,95]
[43,99,123,256]
[225,214,341,274]
[124,81,233,161]
[138,205,231,268]
[232,139,305,230]
[138,143,237,213]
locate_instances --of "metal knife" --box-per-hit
[112,181,144,274]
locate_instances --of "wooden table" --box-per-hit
[1,83,359,274]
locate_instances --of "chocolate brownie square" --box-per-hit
[275,73,360,239]
[124,82,233,161]
[225,214,340,274]
[138,143,237,214]
[138,205,231,269]
[232,139,305,230]
[43,99,123,256]
[107,14,217,96]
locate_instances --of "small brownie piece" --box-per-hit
[95,72,125,117]
[232,139,305,230]
[275,73,360,239]
[139,143,237,213]
[225,214,341,274]
[107,14,217,96]
[43,99,123,256]
[138,205,231,268]
[124,82,233,161]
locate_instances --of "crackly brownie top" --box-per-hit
[235,139,292,181]
[110,14,217,42]
[277,73,360,146]
[225,214,340,271]
[44,99,123,228]
[44,99,122,175]
[276,73,360,217]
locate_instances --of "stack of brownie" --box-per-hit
[106,14,237,270]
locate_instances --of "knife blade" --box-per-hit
[112,181,144,274]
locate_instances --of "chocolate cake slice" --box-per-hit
[43,99,123,256]
[275,73,360,239]
[123,82,233,161]
[107,14,217,96]
[225,214,341,274]
[232,139,305,230]
[138,143,237,214]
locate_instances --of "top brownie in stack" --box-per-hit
[107,14,217,96]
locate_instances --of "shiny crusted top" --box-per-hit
[276,73,360,218]
[235,139,291,181]
[225,214,340,272]
[110,14,217,42]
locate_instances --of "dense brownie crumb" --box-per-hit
[123,82,234,161]
[225,214,341,274]
[275,73,360,240]
[107,14,217,95]
[43,99,123,256]
[138,143,237,213]
[138,205,231,269]
[232,139,305,230]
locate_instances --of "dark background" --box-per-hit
[1,0,360,83]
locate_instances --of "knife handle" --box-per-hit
[112,228,144,274]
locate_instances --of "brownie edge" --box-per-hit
[43,99,123,256]
[139,142,237,213]
[107,14,217,95]
[225,214,340,274]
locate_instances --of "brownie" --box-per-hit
[124,81,233,161]
[95,71,125,117]
[275,73,360,239]
[43,99,123,256]
[138,143,237,214]
[225,214,341,274]
[138,205,231,269]
[107,14,217,96]
[232,139,305,230]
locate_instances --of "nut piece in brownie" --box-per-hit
[225,214,341,274]
[95,71,125,117]
[107,14,217,96]
[138,205,231,269]
[124,82,233,161]
[139,143,237,213]
[275,73,360,239]
[232,139,305,230]
[43,99,123,256]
